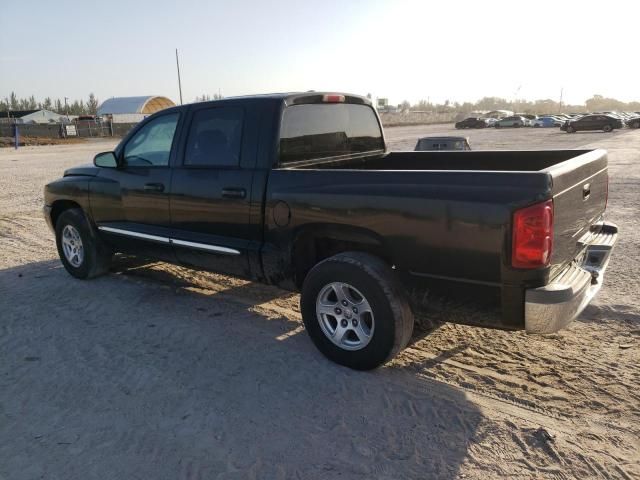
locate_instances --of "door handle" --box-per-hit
[222,187,246,199]
[144,182,165,192]
[582,183,591,200]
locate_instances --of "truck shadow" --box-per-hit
[1,259,485,479]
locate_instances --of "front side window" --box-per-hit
[124,113,179,167]
[279,103,384,164]
[184,107,244,167]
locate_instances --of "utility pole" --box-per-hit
[175,49,183,105]
[559,87,564,113]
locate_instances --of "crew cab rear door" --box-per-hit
[169,103,256,278]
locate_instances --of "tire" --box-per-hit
[631,121,640,129]
[566,125,575,133]
[300,252,414,370]
[603,124,613,132]
[55,208,112,279]
[495,123,501,129]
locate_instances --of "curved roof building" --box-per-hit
[97,96,175,116]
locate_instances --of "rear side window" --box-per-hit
[184,107,243,167]
[279,103,384,164]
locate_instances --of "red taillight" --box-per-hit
[512,200,554,269]
[322,94,345,103]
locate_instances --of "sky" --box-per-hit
[1,0,639,107]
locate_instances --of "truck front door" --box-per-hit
[91,112,180,261]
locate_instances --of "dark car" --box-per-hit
[455,117,488,129]
[414,136,471,151]
[561,114,624,133]
[626,116,640,129]
[43,92,618,370]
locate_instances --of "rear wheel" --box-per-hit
[603,124,613,132]
[55,208,112,279]
[301,252,414,370]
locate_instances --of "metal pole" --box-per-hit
[559,88,563,113]
[176,48,183,105]
[14,123,19,150]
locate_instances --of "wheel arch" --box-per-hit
[50,199,84,229]
[291,223,392,289]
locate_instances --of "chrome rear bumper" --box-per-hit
[525,222,618,334]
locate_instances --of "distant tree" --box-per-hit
[475,96,510,110]
[42,97,53,110]
[87,93,99,115]
[194,93,223,102]
[69,100,81,115]
[9,92,18,109]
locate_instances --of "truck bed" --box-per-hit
[267,148,608,328]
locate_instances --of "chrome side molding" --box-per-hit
[97,226,241,255]
[97,226,170,244]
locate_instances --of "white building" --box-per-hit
[0,109,68,124]
[97,96,175,123]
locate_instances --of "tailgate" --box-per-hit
[547,149,608,279]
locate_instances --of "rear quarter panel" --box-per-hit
[263,169,553,287]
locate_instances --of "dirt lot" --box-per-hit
[1,128,639,479]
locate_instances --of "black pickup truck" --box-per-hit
[44,92,618,370]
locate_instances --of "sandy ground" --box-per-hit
[0,129,639,479]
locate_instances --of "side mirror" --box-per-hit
[94,151,117,168]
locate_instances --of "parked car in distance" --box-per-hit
[626,116,640,129]
[533,117,562,128]
[414,136,471,151]
[561,114,624,133]
[455,117,488,129]
[494,116,528,128]
[43,92,618,370]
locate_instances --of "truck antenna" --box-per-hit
[175,48,183,105]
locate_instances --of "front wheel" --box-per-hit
[301,252,414,370]
[631,121,640,129]
[566,125,576,133]
[55,208,112,279]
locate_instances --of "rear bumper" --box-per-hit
[525,222,618,334]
